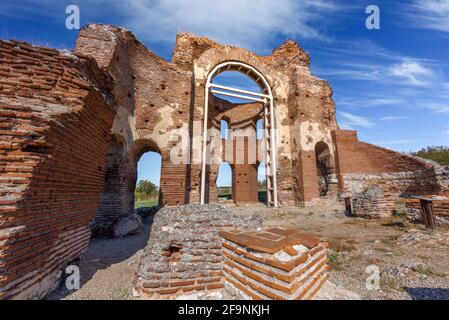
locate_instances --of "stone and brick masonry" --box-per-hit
[221,228,330,300]
[134,204,262,299]
[133,205,329,300]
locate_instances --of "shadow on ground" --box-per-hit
[405,287,449,300]
[47,215,154,300]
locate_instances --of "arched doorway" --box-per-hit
[257,162,267,203]
[220,118,230,140]
[135,151,161,209]
[200,61,278,206]
[216,162,233,203]
[315,141,332,197]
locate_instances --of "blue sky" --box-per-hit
[2,0,448,187]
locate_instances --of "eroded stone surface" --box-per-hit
[133,204,262,299]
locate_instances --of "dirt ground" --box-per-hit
[48,203,449,300]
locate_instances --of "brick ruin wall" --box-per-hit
[66,24,346,236]
[0,40,115,299]
[75,24,448,222]
[333,130,449,217]
[75,25,195,236]
[1,23,448,299]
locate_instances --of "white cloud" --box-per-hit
[0,0,343,52]
[315,49,438,87]
[442,130,449,136]
[118,0,342,51]
[406,0,449,34]
[388,59,435,86]
[339,112,374,128]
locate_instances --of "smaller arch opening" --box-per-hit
[216,162,233,202]
[315,142,332,197]
[135,144,162,209]
[257,162,267,203]
[256,118,264,140]
[220,118,230,140]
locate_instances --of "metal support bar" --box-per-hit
[210,89,267,103]
[209,83,271,98]
[269,98,278,207]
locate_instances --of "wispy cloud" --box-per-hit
[119,0,344,51]
[0,0,346,52]
[387,59,435,86]
[427,104,449,114]
[317,57,437,87]
[380,116,409,121]
[335,96,406,109]
[405,0,449,34]
[339,111,374,129]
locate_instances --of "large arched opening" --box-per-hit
[200,61,278,206]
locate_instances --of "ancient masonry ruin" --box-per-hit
[1,24,448,299]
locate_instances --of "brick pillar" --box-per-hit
[233,164,258,203]
[298,150,320,202]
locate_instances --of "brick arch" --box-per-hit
[194,47,276,87]
[131,138,162,161]
[314,141,336,197]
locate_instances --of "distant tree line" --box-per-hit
[411,146,449,166]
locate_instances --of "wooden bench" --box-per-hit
[407,195,449,229]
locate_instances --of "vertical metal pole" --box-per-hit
[200,84,210,205]
[263,101,271,205]
[269,98,278,207]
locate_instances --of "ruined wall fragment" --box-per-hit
[0,40,115,299]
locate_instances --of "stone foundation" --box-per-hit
[351,187,396,218]
[133,204,262,299]
[221,228,330,300]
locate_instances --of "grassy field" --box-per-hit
[134,198,158,209]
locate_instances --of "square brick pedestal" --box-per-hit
[220,227,330,300]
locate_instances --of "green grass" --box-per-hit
[327,250,343,270]
[135,199,158,209]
